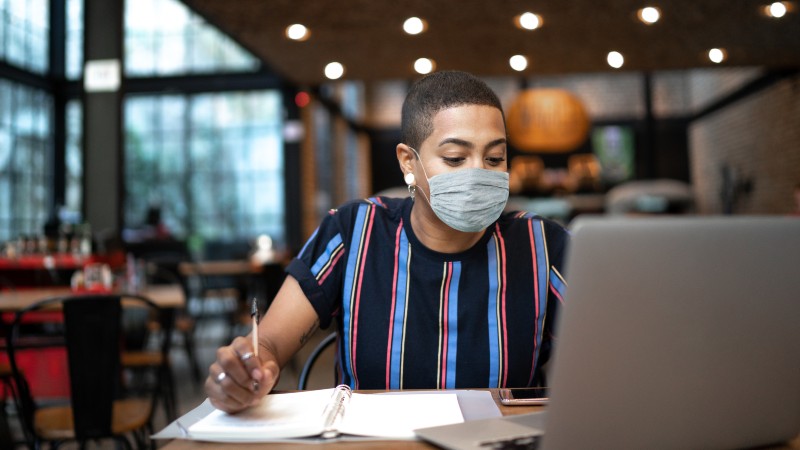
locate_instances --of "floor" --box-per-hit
[3,296,338,449]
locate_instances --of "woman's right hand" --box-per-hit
[204,335,280,414]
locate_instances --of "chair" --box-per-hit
[119,262,196,410]
[297,332,338,390]
[0,361,20,448]
[120,267,182,423]
[182,240,257,343]
[123,241,202,387]
[6,294,174,449]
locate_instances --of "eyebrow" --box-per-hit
[437,137,507,150]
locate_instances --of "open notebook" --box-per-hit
[417,216,800,450]
[185,385,464,441]
[154,387,503,443]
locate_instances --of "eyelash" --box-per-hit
[442,157,506,166]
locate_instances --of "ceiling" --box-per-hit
[182,0,800,86]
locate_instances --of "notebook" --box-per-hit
[186,385,464,441]
[416,216,800,450]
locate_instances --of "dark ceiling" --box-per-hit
[182,0,800,86]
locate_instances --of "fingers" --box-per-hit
[206,363,252,413]
[204,336,281,414]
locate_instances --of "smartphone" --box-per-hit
[498,387,549,406]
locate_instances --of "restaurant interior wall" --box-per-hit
[357,68,797,217]
[294,82,373,241]
[690,74,800,215]
[362,71,693,198]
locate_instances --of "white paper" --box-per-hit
[186,389,464,442]
[339,392,464,438]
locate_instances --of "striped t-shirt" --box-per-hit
[286,196,569,390]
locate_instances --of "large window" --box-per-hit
[125,91,285,242]
[0,79,52,241]
[122,0,282,243]
[0,0,285,245]
[0,0,52,243]
[125,0,259,76]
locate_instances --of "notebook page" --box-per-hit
[338,392,464,439]
[188,388,335,441]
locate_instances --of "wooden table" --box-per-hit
[178,259,287,315]
[0,284,186,311]
[157,388,800,450]
[178,260,263,277]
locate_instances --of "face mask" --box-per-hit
[410,147,510,232]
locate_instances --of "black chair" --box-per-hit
[0,360,21,448]
[6,294,174,449]
[124,241,202,386]
[120,267,181,423]
[185,239,256,342]
[297,332,338,390]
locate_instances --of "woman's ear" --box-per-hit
[396,143,415,175]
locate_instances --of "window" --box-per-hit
[122,0,282,243]
[0,0,285,246]
[124,91,284,242]
[65,0,83,79]
[0,0,49,74]
[65,100,82,215]
[0,79,52,241]
[124,0,259,77]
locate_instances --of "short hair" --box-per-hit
[401,71,504,151]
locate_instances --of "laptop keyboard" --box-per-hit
[479,434,542,450]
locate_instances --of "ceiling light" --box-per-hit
[637,6,661,24]
[403,17,427,35]
[607,51,624,69]
[766,1,788,17]
[324,62,345,80]
[515,12,542,30]
[285,24,309,41]
[708,48,727,63]
[509,55,528,72]
[414,58,435,74]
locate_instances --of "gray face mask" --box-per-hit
[410,147,510,232]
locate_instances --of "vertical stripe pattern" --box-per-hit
[386,221,410,389]
[289,198,570,391]
[486,233,504,387]
[436,261,461,389]
[341,203,376,389]
[527,219,550,385]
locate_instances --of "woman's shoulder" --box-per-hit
[327,196,408,221]
[499,210,570,237]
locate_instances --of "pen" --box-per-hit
[251,297,259,358]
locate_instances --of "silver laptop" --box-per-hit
[416,216,800,450]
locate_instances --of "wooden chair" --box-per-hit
[6,294,174,449]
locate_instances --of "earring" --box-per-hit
[404,173,416,200]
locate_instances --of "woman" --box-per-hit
[206,71,569,414]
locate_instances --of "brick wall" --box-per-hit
[690,74,800,214]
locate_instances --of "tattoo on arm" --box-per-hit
[299,319,319,346]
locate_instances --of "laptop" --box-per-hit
[416,216,800,450]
